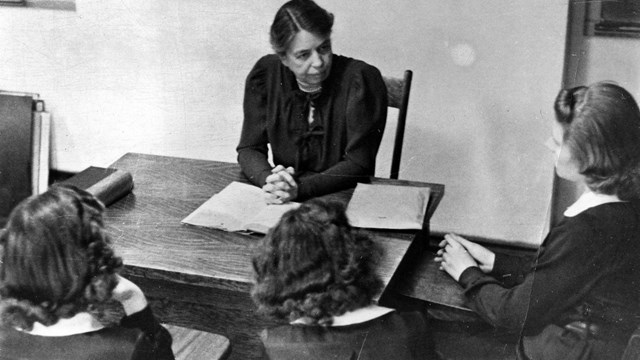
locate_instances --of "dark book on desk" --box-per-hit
[62,166,134,206]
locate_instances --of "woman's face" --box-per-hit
[549,121,584,183]
[280,30,332,87]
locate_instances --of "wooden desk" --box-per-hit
[387,240,538,321]
[102,153,444,359]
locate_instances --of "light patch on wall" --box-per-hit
[448,42,477,67]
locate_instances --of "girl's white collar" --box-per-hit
[290,304,394,327]
[22,312,104,337]
[564,190,623,217]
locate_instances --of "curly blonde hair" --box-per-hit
[251,200,381,326]
[0,185,123,330]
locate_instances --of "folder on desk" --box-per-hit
[182,181,300,234]
[346,183,430,230]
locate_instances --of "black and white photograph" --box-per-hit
[1,1,639,359]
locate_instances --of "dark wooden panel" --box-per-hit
[393,250,469,310]
[0,94,34,223]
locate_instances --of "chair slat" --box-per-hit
[165,324,231,360]
[383,70,413,179]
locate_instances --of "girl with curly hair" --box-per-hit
[0,185,174,360]
[436,82,640,360]
[252,199,437,359]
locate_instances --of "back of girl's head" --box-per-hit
[270,0,334,56]
[251,199,381,325]
[0,185,122,329]
[554,82,640,199]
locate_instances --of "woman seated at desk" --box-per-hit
[437,82,640,360]
[0,185,174,360]
[237,0,387,203]
[251,200,437,359]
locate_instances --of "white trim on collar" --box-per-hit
[331,305,394,326]
[24,312,104,337]
[564,190,623,217]
[290,305,395,327]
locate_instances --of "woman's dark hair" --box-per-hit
[554,82,640,200]
[0,185,123,330]
[270,0,334,56]
[251,199,381,326]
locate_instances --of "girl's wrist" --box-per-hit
[121,290,148,316]
[113,275,149,316]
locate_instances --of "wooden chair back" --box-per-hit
[382,70,413,179]
[622,325,640,360]
[165,324,231,360]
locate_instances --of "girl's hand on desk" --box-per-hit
[263,165,298,203]
[111,275,148,316]
[444,233,495,273]
[434,236,478,282]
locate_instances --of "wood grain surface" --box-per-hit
[102,153,444,359]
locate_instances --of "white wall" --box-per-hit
[0,1,568,247]
[579,38,640,94]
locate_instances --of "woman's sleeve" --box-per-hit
[457,219,603,333]
[489,251,537,288]
[237,58,273,187]
[296,65,387,200]
[121,306,175,360]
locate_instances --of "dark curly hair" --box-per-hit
[0,185,123,330]
[270,0,334,56]
[251,199,381,326]
[554,82,640,200]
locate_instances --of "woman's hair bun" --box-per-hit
[554,86,587,123]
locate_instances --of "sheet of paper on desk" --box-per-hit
[181,181,299,233]
[346,183,430,230]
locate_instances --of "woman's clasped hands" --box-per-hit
[263,165,299,204]
[435,233,496,281]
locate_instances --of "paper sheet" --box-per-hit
[181,181,299,233]
[346,183,430,230]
